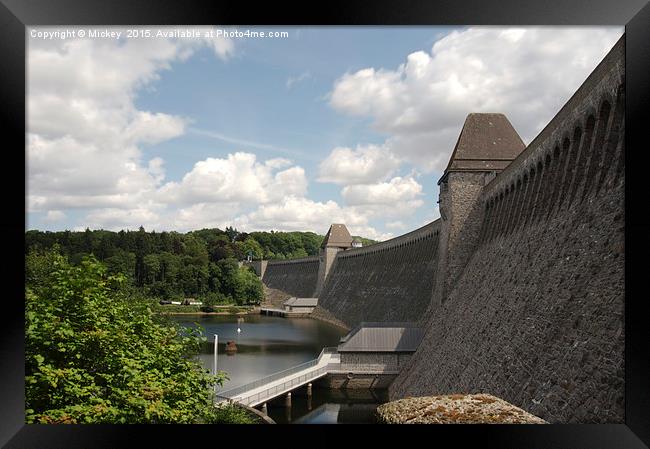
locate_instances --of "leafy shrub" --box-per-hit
[25,251,248,424]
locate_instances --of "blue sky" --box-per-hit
[27,26,622,240]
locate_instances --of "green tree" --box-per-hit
[235,267,264,305]
[235,238,264,261]
[224,226,239,243]
[24,251,248,424]
[143,254,161,284]
[104,250,136,281]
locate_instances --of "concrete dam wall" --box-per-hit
[311,221,440,329]
[261,256,319,298]
[390,38,625,424]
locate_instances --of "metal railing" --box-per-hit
[235,365,331,406]
[216,347,339,402]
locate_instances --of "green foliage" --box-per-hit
[24,226,377,305]
[199,291,230,312]
[155,304,203,314]
[212,403,258,424]
[236,267,264,305]
[25,250,249,424]
[352,236,377,247]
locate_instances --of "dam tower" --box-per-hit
[436,113,525,302]
[314,224,353,296]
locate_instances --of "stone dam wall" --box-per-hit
[261,256,319,298]
[311,221,441,329]
[390,38,625,424]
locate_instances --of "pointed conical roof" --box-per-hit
[439,113,525,183]
[321,224,353,249]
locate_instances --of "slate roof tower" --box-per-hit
[315,224,353,296]
[436,113,525,302]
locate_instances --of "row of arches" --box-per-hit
[338,229,439,261]
[479,83,624,245]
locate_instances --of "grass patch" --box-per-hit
[153,304,202,314]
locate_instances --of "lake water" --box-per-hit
[171,314,388,424]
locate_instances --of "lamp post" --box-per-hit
[213,334,218,394]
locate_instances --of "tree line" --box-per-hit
[25,226,376,305]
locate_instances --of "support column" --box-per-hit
[307,383,313,397]
[285,392,292,407]
[261,403,267,416]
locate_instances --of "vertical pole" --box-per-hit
[285,392,292,407]
[261,403,267,416]
[213,334,218,393]
[307,383,312,397]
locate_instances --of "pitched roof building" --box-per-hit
[321,223,353,249]
[439,113,525,184]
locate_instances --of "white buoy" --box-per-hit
[237,327,241,333]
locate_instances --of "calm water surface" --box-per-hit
[171,314,388,424]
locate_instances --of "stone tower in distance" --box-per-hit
[436,113,525,302]
[314,224,353,296]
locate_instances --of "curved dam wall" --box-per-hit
[390,38,625,424]
[261,256,319,298]
[311,220,441,329]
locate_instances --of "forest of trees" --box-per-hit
[24,226,377,304]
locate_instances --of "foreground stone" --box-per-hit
[376,394,547,424]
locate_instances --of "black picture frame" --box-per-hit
[1,0,648,447]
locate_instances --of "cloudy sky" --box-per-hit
[27,26,623,240]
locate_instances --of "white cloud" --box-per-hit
[329,27,623,172]
[230,195,393,241]
[338,175,425,221]
[27,26,623,242]
[27,27,234,215]
[156,152,308,205]
[342,175,423,207]
[318,145,401,185]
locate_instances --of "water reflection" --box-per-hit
[268,387,388,424]
[171,314,388,423]
[172,314,345,390]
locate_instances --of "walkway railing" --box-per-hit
[229,363,341,407]
[216,347,338,405]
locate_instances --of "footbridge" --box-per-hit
[215,347,340,407]
[215,323,422,408]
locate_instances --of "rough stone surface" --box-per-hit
[376,394,547,424]
[312,221,440,328]
[390,38,625,424]
[261,256,319,298]
[256,37,625,425]
[260,284,292,308]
